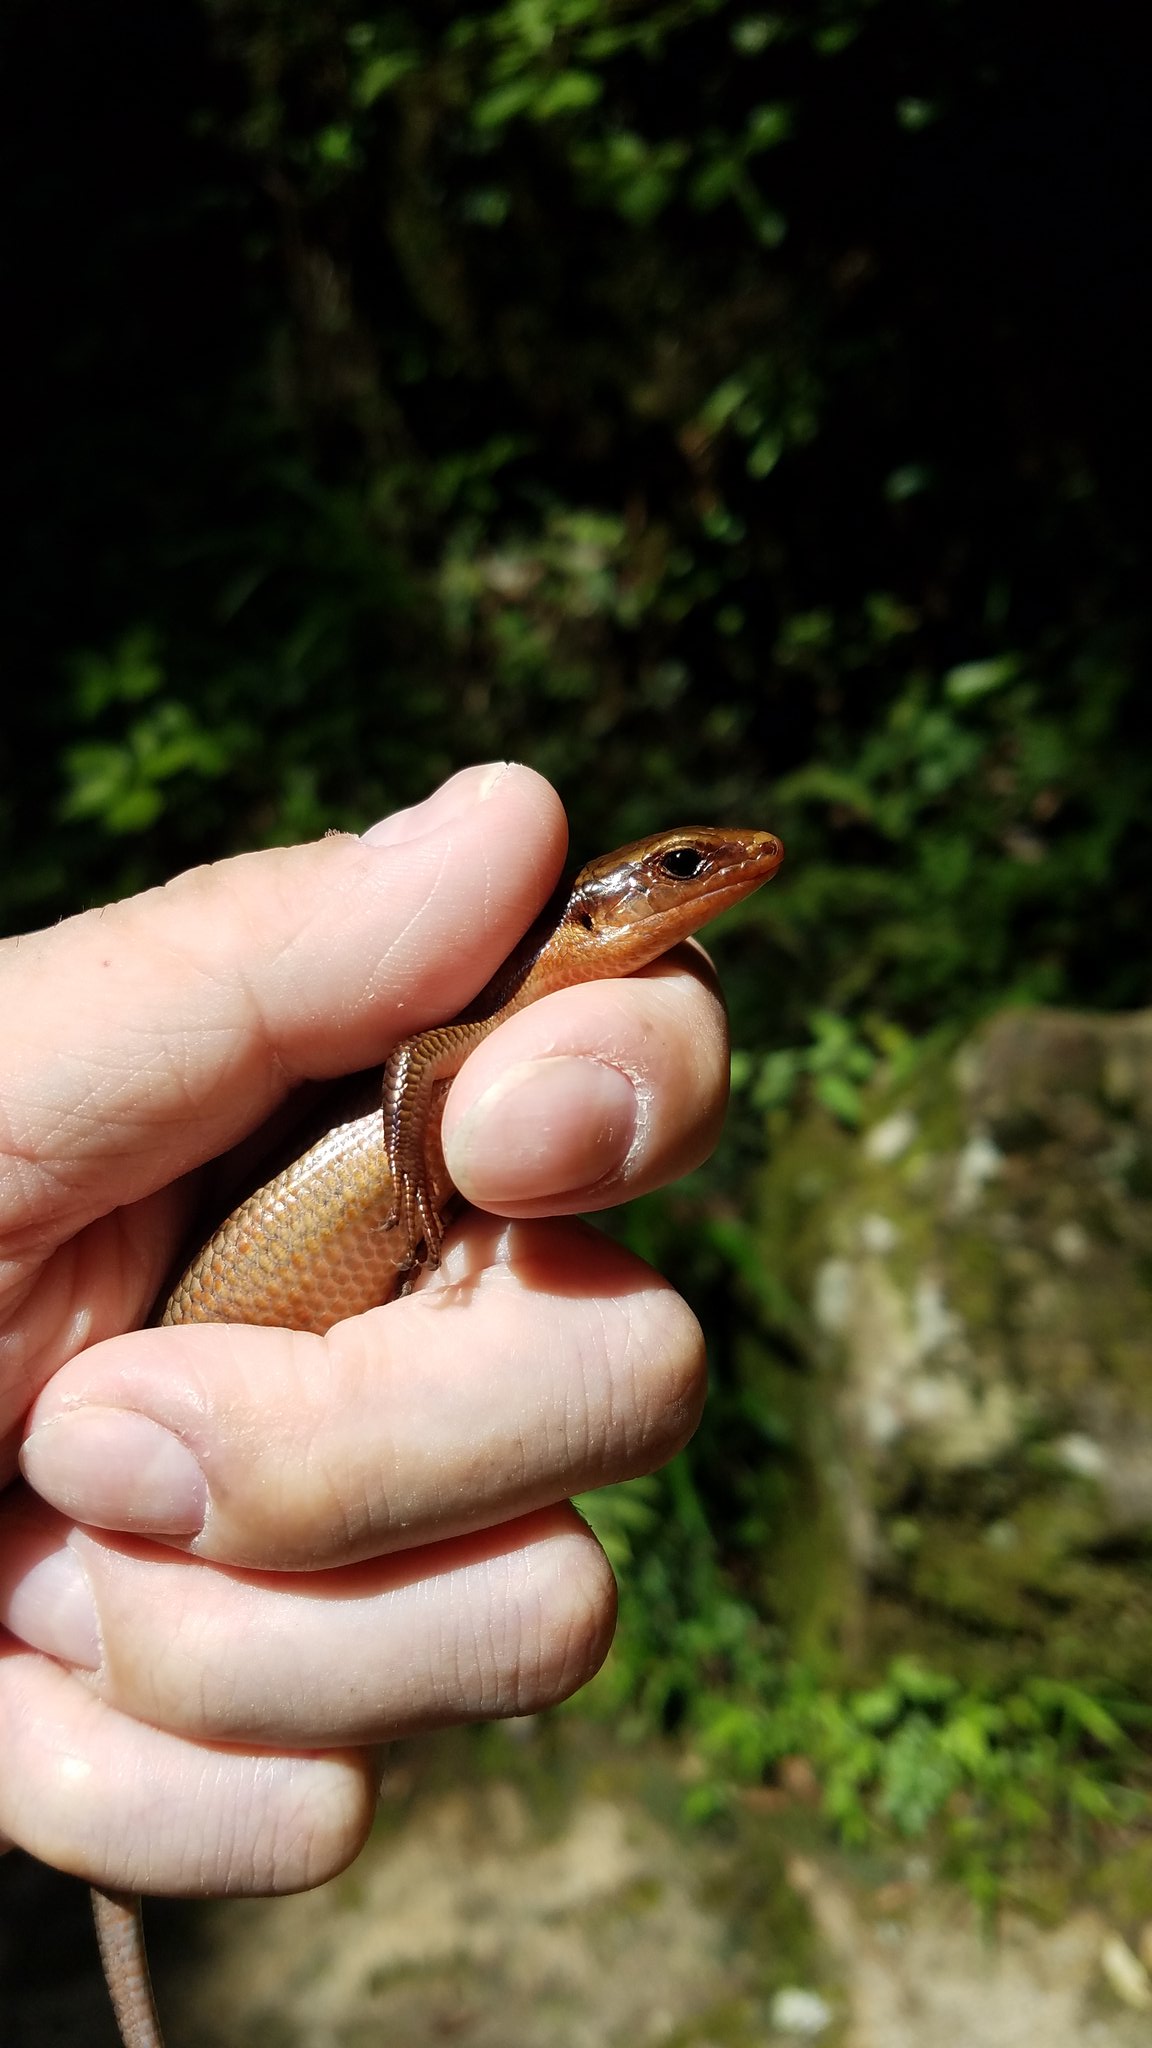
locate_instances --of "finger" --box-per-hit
[0,1640,374,1894]
[0,763,566,1431]
[21,1221,706,1566]
[0,762,564,1244]
[0,1501,615,1746]
[442,943,731,1213]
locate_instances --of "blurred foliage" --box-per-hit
[580,1472,1152,1895]
[3,0,1151,1029]
[3,0,1151,1859]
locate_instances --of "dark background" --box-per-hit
[3,0,1150,1027]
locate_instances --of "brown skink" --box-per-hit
[90,824,784,2047]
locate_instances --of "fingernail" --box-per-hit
[5,1544,102,1670]
[362,763,513,847]
[449,1056,639,1204]
[21,1409,209,1537]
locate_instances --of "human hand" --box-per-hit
[0,763,725,1897]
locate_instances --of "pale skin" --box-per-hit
[0,762,726,1900]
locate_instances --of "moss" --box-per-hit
[658,1999,805,2048]
[698,1832,820,1984]
[945,1225,1014,1333]
[1088,1841,1152,1925]
[764,1463,863,1672]
[1102,1335,1152,1401]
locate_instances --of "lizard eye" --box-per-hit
[658,846,706,880]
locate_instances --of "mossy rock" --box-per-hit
[749,1007,1152,1692]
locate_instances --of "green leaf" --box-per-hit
[698,376,749,433]
[815,22,859,55]
[747,431,783,477]
[1029,1680,1127,1749]
[731,16,783,55]
[314,123,355,166]
[472,78,537,129]
[814,1072,864,1125]
[745,102,792,150]
[753,204,788,245]
[69,629,163,717]
[690,155,739,211]
[748,1047,803,1112]
[352,51,419,108]
[1067,1775,1123,1820]
[885,463,933,501]
[897,97,939,131]
[943,655,1023,702]
[532,70,603,119]
[890,1659,960,1708]
[461,188,512,228]
[852,1686,901,1731]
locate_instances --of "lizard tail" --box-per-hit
[91,1887,165,2048]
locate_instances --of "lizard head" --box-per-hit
[562,827,784,970]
